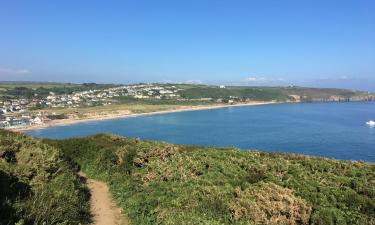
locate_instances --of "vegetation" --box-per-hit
[1,124,374,224]
[0,82,118,99]
[1,82,372,103]
[0,130,90,225]
[47,134,375,225]
[113,96,215,105]
[39,103,190,119]
[178,86,371,102]
[179,86,291,101]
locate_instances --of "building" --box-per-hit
[33,117,43,124]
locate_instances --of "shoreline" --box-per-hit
[12,101,278,132]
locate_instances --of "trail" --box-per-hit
[80,172,128,225]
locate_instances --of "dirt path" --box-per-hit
[80,172,128,225]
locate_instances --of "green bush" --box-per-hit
[0,130,90,225]
[47,134,375,225]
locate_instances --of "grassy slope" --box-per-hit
[178,86,370,101]
[48,134,375,225]
[0,130,90,225]
[1,82,371,101]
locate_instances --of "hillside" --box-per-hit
[0,130,90,224]
[177,85,374,102]
[1,82,373,102]
[47,134,375,225]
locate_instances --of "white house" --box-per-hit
[33,117,43,124]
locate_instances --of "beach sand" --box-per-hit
[12,101,276,132]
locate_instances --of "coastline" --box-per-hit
[12,101,277,132]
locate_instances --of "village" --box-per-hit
[2,82,373,129]
[0,84,187,129]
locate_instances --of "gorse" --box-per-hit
[1,129,374,224]
[48,134,375,225]
[0,130,90,225]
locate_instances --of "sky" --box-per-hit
[0,0,374,90]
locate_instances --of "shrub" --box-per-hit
[0,130,90,224]
[48,134,375,225]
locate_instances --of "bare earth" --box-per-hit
[80,172,128,225]
[13,101,276,132]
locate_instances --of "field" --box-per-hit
[178,85,370,102]
[38,102,215,120]
[0,82,119,99]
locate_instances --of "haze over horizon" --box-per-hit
[0,1,374,91]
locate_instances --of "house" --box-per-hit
[33,117,43,124]
[0,121,10,128]
[9,117,31,127]
[3,101,11,106]
[72,96,80,101]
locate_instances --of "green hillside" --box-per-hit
[1,130,374,224]
[1,82,373,102]
[0,130,90,225]
[47,134,375,225]
[177,85,373,102]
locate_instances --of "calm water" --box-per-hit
[26,102,375,162]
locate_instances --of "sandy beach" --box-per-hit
[12,101,276,132]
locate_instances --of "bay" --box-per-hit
[26,102,375,162]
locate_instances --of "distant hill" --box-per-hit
[1,82,374,103]
[176,85,375,102]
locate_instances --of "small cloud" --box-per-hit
[338,76,349,80]
[318,76,353,81]
[0,67,30,75]
[244,77,259,82]
[184,79,203,84]
[244,76,285,82]
[161,79,203,84]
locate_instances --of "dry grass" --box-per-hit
[38,104,185,119]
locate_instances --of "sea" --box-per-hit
[26,102,375,162]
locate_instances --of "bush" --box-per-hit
[0,130,90,224]
[48,134,375,225]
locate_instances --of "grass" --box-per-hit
[47,134,375,225]
[0,130,90,225]
[178,86,371,102]
[38,103,191,119]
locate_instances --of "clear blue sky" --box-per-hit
[0,0,374,90]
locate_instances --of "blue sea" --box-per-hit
[26,102,375,162]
